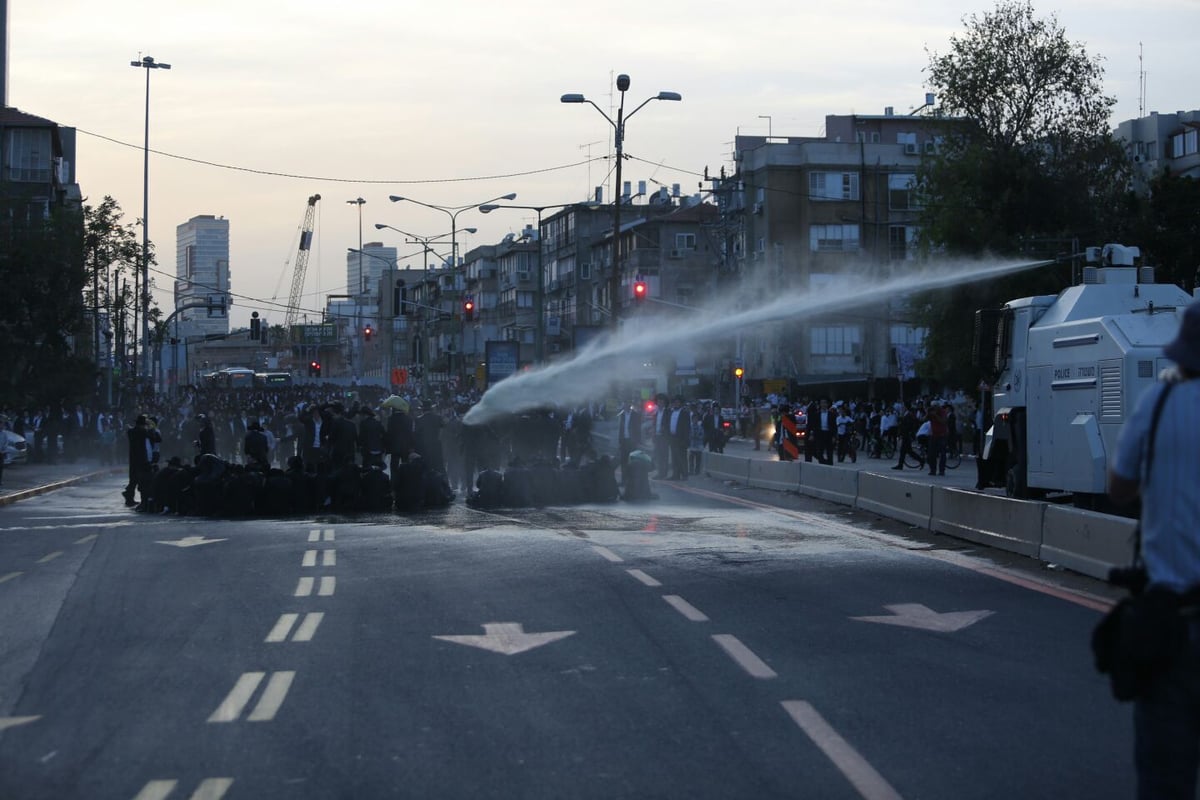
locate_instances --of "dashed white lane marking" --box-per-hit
[133,777,234,800]
[74,534,98,544]
[246,671,295,721]
[322,549,336,567]
[782,700,904,800]
[302,550,317,567]
[318,576,336,596]
[308,529,321,542]
[293,612,324,642]
[36,551,63,564]
[208,672,264,722]
[626,569,662,587]
[265,614,299,643]
[208,672,295,723]
[712,634,777,679]
[324,529,335,541]
[664,595,710,622]
[132,780,176,800]
[294,577,314,597]
[0,572,22,584]
[591,545,624,563]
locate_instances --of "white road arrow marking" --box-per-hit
[0,716,40,732]
[852,603,994,633]
[434,623,576,655]
[156,536,228,548]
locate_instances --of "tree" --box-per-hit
[913,0,1129,385]
[1132,173,1200,291]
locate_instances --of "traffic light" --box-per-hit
[734,366,745,380]
[633,280,647,303]
[309,360,321,377]
[364,325,373,342]
[463,299,475,322]
[250,311,261,340]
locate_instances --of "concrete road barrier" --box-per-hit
[855,472,933,529]
[798,462,859,506]
[931,487,1045,557]
[1039,505,1137,581]
[747,459,801,492]
[704,452,749,485]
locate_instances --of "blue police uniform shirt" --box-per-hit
[1112,379,1200,592]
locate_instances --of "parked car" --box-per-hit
[2,429,29,465]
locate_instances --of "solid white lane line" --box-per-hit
[627,569,662,587]
[208,672,265,723]
[712,634,777,679]
[265,613,300,643]
[782,700,904,800]
[0,572,22,584]
[592,545,624,563]
[294,577,314,597]
[247,671,295,721]
[293,612,324,642]
[318,576,336,596]
[302,550,317,567]
[74,534,98,544]
[664,595,710,622]
[308,529,321,542]
[322,549,336,567]
[188,778,235,800]
[36,551,63,564]
[324,529,335,541]
[132,780,176,800]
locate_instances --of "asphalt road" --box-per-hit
[0,469,1132,799]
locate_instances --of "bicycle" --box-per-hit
[868,432,896,460]
[904,437,961,470]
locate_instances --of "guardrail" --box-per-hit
[704,453,1134,581]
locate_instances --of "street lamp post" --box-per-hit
[388,192,516,271]
[346,198,366,376]
[130,54,171,384]
[479,202,577,363]
[561,74,680,331]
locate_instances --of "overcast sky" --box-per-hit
[8,0,1197,328]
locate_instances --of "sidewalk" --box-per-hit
[0,458,122,507]
[714,434,983,491]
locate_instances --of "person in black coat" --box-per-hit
[616,400,643,485]
[357,407,386,468]
[123,414,152,507]
[194,414,217,458]
[385,403,415,472]
[327,403,359,468]
[300,404,331,469]
[413,401,446,474]
[243,420,271,470]
[667,396,692,480]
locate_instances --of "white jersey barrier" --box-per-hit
[704,454,1132,580]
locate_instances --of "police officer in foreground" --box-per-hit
[1108,299,1200,799]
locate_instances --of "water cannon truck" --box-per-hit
[973,244,1197,506]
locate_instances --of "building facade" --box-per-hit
[347,241,398,298]
[174,214,231,340]
[1115,109,1200,193]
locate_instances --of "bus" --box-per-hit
[254,372,293,388]
[204,367,256,390]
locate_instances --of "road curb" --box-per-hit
[0,468,123,507]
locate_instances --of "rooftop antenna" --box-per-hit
[1138,42,1146,118]
[579,140,603,202]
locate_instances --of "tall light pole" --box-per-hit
[479,202,576,363]
[561,74,681,331]
[388,192,516,271]
[346,198,366,292]
[130,54,171,384]
[346,198,366,377]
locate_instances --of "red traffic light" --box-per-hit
[633,281,647,302]
[463,299,475,321]
[363,325,373,341]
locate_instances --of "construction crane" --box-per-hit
[283,194,321,329]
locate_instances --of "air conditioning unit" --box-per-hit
[516,270,530,282]
[753,202,764,215]
[923,141,937,154]
[669,249,683,259]
[903,143,919,155]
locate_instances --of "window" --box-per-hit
[809,225,860,253]
[756,237,765,253]
[809,171,860,201]
[674,233,696,250]
[1171,129,1198,158]
[4,128,52,183]
[810,325,861,356]
[889,225,918,260]
[888,174,918,210]
[516,291,534,309]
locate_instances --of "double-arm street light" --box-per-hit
[374,223,475,278]
[130,54,171,384]
[388,192,516,271]
[478,202,578,363]
[561,74,681,331]
[346,198,366,294]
